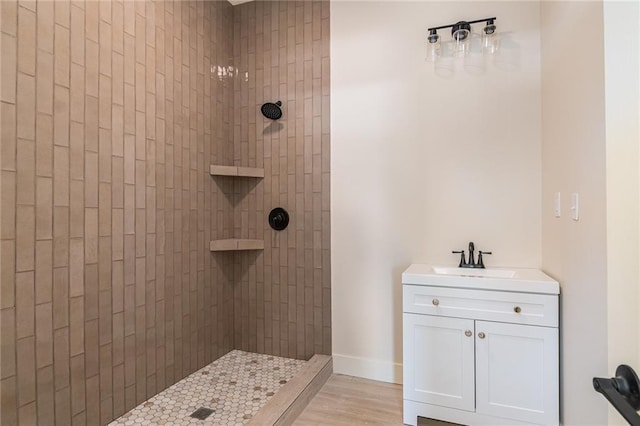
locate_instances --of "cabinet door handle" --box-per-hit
[432,299,439,306]
[465,330,472,337]
[478,332,486,339]
[514,306,522,313]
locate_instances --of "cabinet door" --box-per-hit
[403,313,475,411]
[475,321,559,425]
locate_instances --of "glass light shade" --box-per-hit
[453,36,470,57]
[482,32,499,54]
[425,40,441,62]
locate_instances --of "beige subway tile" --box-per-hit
[123,86,135,134]
[54,145,70,206]
[85,96,99,153]
[84,265,98,322]
[16,138,35,205]
[98,183,112,236]
[72,411,86,426]
[54,0,70,28]
[54,382,71,426]
[53,329,70,395]
[1,308,16,378]
[69,238,84,297]
[124,185,134,235]
[1,103,16,171]
[99,75,112,129]
[15,205,35,272]
[36,50,54,115]
[17,6,36,75]
[53,206,69,267]
[85,374,99,424]
[112,104,124,156]
[69,122,84,181]
[84,320,98,379]
[36,113,53,177]
[84,207,98,264]
[37,0,54,53]
[69,296,84,356]
[35,240,53,304]
[135,14,145,65]
[0,376,17,425]
[36,176,53,240]
[85,40,99,97]
[69,180,84,238]
[0,171,15,240]
[123,34,134,85]
[112,209,124,260]
[16,335,36,406]
[54,85,70,147]
[16,72,35,140]
[123,0,134,36]
[36,365,55,423]
[99,20,112,77]
[70,354,85,415]
[98,237,112,293]
[0,242,15,309]
[0,33,17,104]
[135,65,145,112]
[85,0,98,42]
[35,302,53,368]
[70,64,85,123]
[1,0,17,36]
[112,1,123,54]
[83,151,97,209]
[112,261,124,314]
[54,24,70,87]
[52,267,69,329]
[70,5,84,66]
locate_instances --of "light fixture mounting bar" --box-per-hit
[427,17,496,32]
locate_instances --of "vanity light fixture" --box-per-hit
[426,17,497,60]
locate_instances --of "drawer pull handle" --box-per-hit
[478,332,486,339]
[514,306,522,313]
[465,330,472,337]
[432,299,440,306]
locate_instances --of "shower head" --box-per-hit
[261,101,283,120]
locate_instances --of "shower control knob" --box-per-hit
[268,207,290,231]
[432,299,440,306]
[465,330,472,337]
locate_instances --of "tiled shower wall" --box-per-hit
[0,1,235,425]
[230,1,331,360]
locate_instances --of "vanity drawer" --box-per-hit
[403,285,558,327]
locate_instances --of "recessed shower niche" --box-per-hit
[209,165,265,252]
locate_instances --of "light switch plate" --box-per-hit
[554,192,561,218]
[571,192,579,221]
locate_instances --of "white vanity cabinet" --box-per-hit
[402,264,560,426]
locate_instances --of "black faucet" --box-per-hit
[452,242,492,269]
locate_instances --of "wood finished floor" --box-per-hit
[293,374,457,426]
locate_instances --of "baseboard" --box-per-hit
[332,353,403,384]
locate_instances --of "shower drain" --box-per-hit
[190,407,215,420]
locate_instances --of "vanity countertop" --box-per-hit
[402,264,560,295]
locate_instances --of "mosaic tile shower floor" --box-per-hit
[109,350,307,425]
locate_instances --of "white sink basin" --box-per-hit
[402,264,559,294]
[432,266,516,279]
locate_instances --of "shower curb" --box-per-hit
[247,354,333,426]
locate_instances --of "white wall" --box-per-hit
[540,2,609,424]
[331,1,542,383]
[604,1,640,424]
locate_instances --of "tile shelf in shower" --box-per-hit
[209,164,264,178]
[209,239,264,251]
